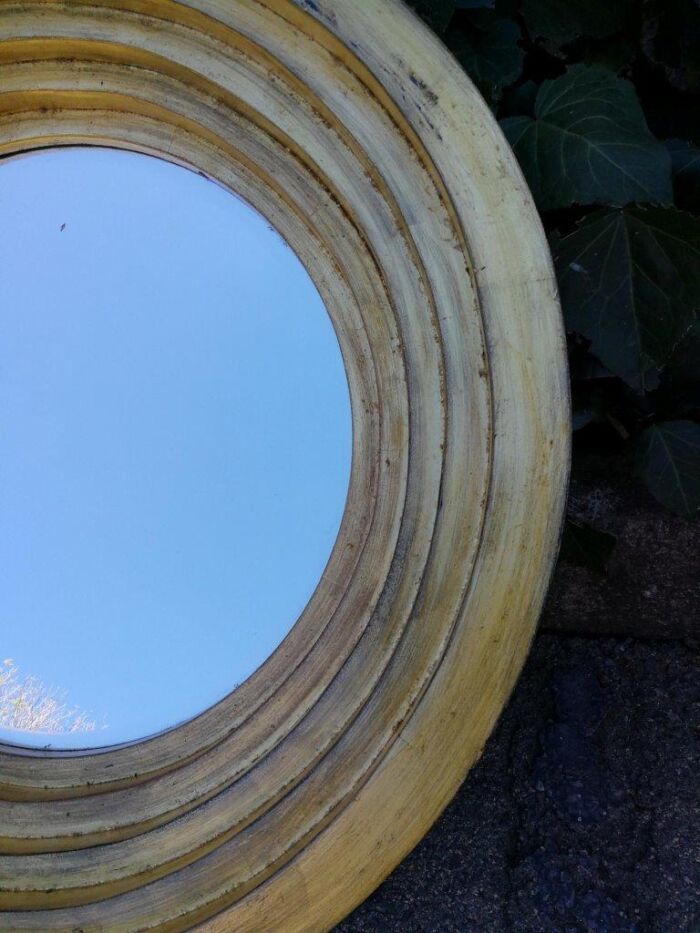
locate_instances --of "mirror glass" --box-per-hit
[0,147,351,749]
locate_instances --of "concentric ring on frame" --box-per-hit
[0,2,567,930]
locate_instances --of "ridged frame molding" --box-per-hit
[0,1,570,930]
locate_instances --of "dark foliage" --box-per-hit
[407,0,700,566]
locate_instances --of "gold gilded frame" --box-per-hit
[0,1,569,929]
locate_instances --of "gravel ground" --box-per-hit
[336,635,700,932]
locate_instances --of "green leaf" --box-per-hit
[501,66,673,210]
[446,10,523,106]
[666,139,700,214]
[552,206,700,391]
[406,0,457,33]
[634,421,700,517]
[560,518,616,573]
[521,0,627,47]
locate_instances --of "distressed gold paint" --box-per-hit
[0,1,569,929]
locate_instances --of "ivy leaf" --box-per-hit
[560,519,616,573]
[501,66,673,210]
[666,139,700,214]
[446,10,523,106]
[406,0,457,33]
[552,206,700,391]
[634,421,700,517]
[521,0,628,47]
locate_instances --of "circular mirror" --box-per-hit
[0,146,352,749]
[0,3,569,929]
